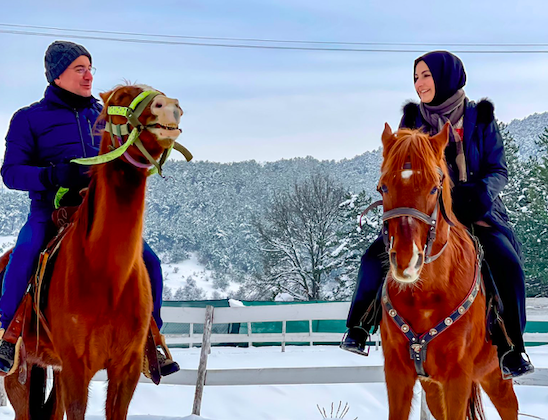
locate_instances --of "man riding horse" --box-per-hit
[0,40,179,377]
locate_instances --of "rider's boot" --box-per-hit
[156,348,180,376]
[500,348,534,380]
[0,339,16,374]
[156,334,180,377]
[340,326,370,356]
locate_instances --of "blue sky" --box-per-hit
[1,0,548,162]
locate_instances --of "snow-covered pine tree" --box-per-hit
[328,191,381,300]
[500,122,548,295]
[525,128,548,292]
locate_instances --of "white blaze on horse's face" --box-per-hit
[388,212,426,284]
[401,170,413,180]
[147,95,183,147]
[391,241,423,284]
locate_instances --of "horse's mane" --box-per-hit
[382,129,444,188]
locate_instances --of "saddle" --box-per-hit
[0,198,169,385]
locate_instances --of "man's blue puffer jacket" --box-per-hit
[1,84,102,206]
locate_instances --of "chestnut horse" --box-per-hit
[378,123,518,419]
[3,84,183,420]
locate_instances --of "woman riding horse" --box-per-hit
[341,50,533,379]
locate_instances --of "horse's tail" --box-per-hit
[29,366,56,420]
[466,382,486,420]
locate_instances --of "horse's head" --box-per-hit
[99,84,183,164]
[378,122,452,284]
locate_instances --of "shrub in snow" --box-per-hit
[317,402,357,419]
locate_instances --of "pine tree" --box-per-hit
[526,128,548,292]
[328,191,381,300]
[500,122,548,295]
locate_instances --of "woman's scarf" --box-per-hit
[419,89,468,183]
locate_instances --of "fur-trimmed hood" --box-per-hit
[401,98,495,129]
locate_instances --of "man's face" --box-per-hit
[54,55,93,97]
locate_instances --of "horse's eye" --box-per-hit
[430,186,438,195]
[378,184,389,194]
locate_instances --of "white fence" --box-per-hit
[93,302,548,419]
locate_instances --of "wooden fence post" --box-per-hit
[192,305,214,416]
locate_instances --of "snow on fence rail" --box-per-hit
[161,302,381,349]
[91,302,548,420]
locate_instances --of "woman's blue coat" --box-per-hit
[400,99,521,256]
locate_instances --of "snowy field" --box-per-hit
[0,345,547,419]
[2,235,548,418]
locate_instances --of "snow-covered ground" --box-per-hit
[162,254,218,296]
[162,254,239,299]
[2,234,548,418]
[0,345,547,419]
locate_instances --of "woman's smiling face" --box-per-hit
[414,60,435,104]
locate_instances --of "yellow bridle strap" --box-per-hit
[106,90,159,118]
[70,127,140,166]
[129,90,156,111]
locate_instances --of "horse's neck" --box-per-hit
[80,161,148,271]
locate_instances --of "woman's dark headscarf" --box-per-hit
[414,51,467,106]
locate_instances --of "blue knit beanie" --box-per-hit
[44,40,92,83]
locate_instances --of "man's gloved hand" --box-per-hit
[40,162,91,190]
[451,183,491,226]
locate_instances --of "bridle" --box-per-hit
[361,163,455,264]
[53,88,193,209]
[72,89,193,175]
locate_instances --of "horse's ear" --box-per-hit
[381,123,396,158]
[99,90,114,105]
[430,122,450,160]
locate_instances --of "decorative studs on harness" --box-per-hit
[382,257,482,377]
[361,161,483,377]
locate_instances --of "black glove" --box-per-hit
[451,183,491,226]
[40,162,90,190]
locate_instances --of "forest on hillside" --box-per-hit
[0,116,547,300]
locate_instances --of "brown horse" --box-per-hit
[3,84,183,420]
[378,123,518,419]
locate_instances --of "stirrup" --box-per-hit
[157,334,180,376]
[339,328,370,357]
[500,349,535,380]
[0,330,23,377]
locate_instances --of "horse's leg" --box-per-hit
[49,370,65,420]
[480,367,518,420]
[442,375,473,420]
[105,356,141,420]
[420,379,447,420]
[58,362,91,420]
[385,365,416,420]
[5,371,30,420]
